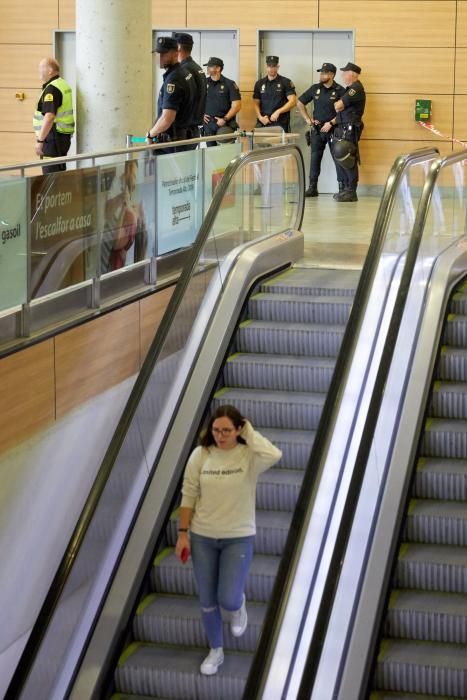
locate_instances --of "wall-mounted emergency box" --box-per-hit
[415,99,431,121]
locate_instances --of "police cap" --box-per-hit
[154,36,178,53]
[172,32,194,47]
[266,55,279,66]
[317,62,336,74]
[203,56,224,69]
[340,62,361,74]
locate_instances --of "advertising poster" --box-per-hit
[99,158,156,275]
[204,143,241,213]
[0,178,27,312]
[30,169,98,299]
[156,150,203,255]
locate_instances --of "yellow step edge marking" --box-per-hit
[387,590,400,608]
[153,546,173,567]
[118,641,142,666]
[226,352,242,362]
[136,593,157,615]
[377,639,390,661]
[425,418,433,430]
[239,319,253,328]
[432,380,442,391]
[170,507,180,521]
[398,543,409,559]
[447,313,456,321]
[440,346,447,355]
[416,457,425,470]
[407,500,417,514]
[214,387,230,398]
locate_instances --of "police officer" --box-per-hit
[173,31,207,139]
[332,62,366,202]
[146,36,197,153]
[297,62,345,197]
[253,56,296,132]
[33,57,74,174]
[203,57,241,147]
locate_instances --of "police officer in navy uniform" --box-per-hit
[203,57,242,147]
[173,31,207,140]
[253,56,296,132]
[297,62,345,197]
[146,36,197,152]
[332,62,366,202]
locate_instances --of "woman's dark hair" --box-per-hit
[200,404,246,447]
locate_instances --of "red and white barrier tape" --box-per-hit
[419,120,467,149]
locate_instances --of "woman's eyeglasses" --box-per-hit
[212,427,234,436]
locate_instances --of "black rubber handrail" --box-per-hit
[242,146,439,700]
[5,143,305,699]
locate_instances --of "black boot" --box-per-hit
[334,188,358,202]
[333,182,345,200]
[305,179,318,197]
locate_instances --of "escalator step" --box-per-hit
[374,637,467,697]
[133,593,265,651]
[256,468,303,511]
[212,387,325,430]
[248,293,351,325]
[260,268,359,297]
[166,510,292,556]
[386,588,467,643]
[451,291,467,315]
[370,690,460,699]
[431,381,467,419]
[421,419,467,459]
[405,499,467,546]
[111,694,167,700]
[414,458,467,501]
[115,644,251,699]
[260,427,315,469]
[224,353,336,393]
[438,347,467,382]
[237,320,344,357]
[443,315,467,348]
[151,549,279,602]
[396,543,467,593]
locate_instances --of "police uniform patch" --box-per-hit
[166,83,175,94]
[348,88,356,96]
[261,84,266,92]
[44,93,54,102]
[220,85,225,91]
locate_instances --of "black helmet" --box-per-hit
[216,125,236,144]
[332,138,357,169]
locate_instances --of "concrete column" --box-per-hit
[76,0,152,154]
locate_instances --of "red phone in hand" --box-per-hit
[181,547,189,564]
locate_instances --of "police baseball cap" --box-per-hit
[340,62,361,73]
[154,36,178,53]
[317,62,336,74]
[266,55,279,65]
[203,56,224,69]
[172,32,194,47]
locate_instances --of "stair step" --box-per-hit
[115,644,251,700]
[405,500,467,546]
[438,347,467,382]
[236,320,344,357]
[248,293,351,324]
[212,387,325,430]
[430,382,467,420]
[370,692,459,700]
[375,638,467,697]
[450,291,467,315]
[386,589,467,643]
[414,458,467,501]
[443,315,467,348]
[260,427,315,469]
[151,549,279,602]
[134,593,265,651]
[422,419,467,459]
[223,353,336,392]
[396,543,467,594]
[260,267,359,297]
[256,468,303,511]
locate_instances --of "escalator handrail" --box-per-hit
[242,146,440,700]
[5,143,305,699]
[296,150,467,696]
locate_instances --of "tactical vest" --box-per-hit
[33,77,75,136]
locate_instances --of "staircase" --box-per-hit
[113,266,360,700]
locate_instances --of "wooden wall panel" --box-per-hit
[140,286,175,363]
[0,88,41,133]
[152,0,186,27]
[59,0,75,28]
[359,139,451,185]
[188,1,318,45]
[363,94,454,141]
[239,45,256,93]
[455,48,467,93]
[453,95,467,141]
[0,0,58,44]
[55,303,140,417]
[319,1,456,47]
[0,133,37,166]
[355,47,455,94]
[0,44,53,89]
[457,1,467,48]
[0,340,55,454]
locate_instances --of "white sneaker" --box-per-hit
[230,595,248,637]
[200,647,224,675]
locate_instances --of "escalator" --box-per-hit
[112,265,360,699]
[370,277,467,699]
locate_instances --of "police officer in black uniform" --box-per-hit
[332,62,366,202]
[203,57,241,147]
[173,31,207,143]
[253,56,296,132]
[146,36,197,153]
[297,62,345,197]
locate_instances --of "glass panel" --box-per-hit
[203,142,242,214]
[0,178,28,311]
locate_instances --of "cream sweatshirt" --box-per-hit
[180,420,282,538]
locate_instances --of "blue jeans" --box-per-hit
[190,532,255,648]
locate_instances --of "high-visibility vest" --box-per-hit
[33,77,75,136]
